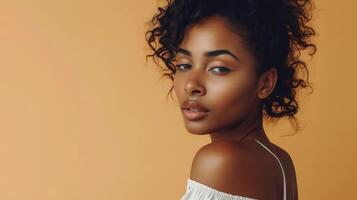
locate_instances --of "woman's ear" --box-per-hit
[256,67,278,99]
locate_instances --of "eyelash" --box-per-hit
[175,64,231,73]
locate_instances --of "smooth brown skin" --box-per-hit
[173,16,298,200]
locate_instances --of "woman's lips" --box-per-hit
[182,100,209,112]
[182,108,209,121]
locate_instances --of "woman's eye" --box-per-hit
[210,67,231,73]
[175,64,230,74]
[175,64,191,71]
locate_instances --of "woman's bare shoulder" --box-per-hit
[269,142,299,200]
[189,140,283,200]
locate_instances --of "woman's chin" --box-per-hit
[184,123,211,135]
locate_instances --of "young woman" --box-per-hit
[145,0,316,199]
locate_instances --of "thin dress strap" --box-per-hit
[253,139,286,200]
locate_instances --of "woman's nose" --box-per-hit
[184,70,206,96]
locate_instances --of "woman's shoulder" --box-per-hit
[193,139,283,165]
[189,140,283,199]
[269,143,298,200]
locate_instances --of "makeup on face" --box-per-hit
[173,16,260,136]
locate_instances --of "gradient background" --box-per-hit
[0,0,356,199]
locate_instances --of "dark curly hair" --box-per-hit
[144,0,317,133]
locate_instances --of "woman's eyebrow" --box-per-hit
[176,47,240,62]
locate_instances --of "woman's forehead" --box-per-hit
[178,17,245,55]
[181,16,240,43]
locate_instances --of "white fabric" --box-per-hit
[180,178,257,200]
[180,139,286,200]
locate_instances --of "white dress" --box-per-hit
[180,139,287,200]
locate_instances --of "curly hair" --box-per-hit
[145,0,317,133]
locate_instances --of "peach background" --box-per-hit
[0,0,356,199]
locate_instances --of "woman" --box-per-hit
[145,0,316,199]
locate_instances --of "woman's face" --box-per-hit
[173,15,265,137]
